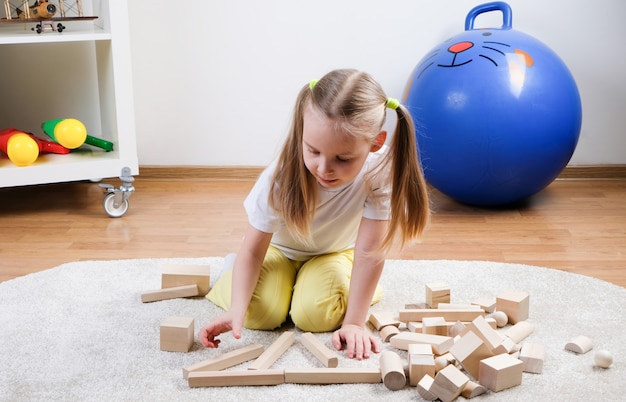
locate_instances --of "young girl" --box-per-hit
[199,68,430,360]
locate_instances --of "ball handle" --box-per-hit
[465,1,513,31]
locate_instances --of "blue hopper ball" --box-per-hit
[404,2,582,206]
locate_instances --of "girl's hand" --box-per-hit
[331,324,380,360]
[198,312,243,348]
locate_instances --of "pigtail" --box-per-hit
[382,104,430,250]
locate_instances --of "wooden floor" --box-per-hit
[1,175,625,288]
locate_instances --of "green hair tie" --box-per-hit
[386,98,400,110]
[309,79,319,90]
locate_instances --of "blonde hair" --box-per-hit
[269,69,430,250]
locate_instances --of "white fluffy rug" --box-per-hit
[0,258,624,401]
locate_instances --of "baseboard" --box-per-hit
[138,165,626,180]
[556,165,626,179]
[139,166,264,180]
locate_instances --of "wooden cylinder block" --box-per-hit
[379,350,406,391]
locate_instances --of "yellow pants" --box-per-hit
[206,246,383,332]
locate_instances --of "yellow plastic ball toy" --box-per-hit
[7,133,39,167]
[53,118,87,149]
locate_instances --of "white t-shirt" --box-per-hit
[244,147,391,261]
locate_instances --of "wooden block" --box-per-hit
[408,344,435,386]
[160,316,194,352]
[478,353,523,392]
[389,332,454,355]
[300,332,338,368]
[472,297,496,313]
[405,302,428,309]
[399,309,485,323]
[417,374,437,401]
[485,317,498,329]
[492,337,517,355]
[496,291,529,324]
[162,264,211,296]
[284,368,381,384]
[188,369,284,387]
[248,331,295,370]
[422,317,448,336]
[467,315,504,352]
[504,321,534,344]
[461,380,487,398]
[368,312,400,330]
[409,343,434,355]
[182,343,264,379]
[407,321,423,332]
[448,331,494,380]
[380,350,407,390]
[431,364,470,402]
[434,356,448,372]
[519,343,545,374]
[141,284,198,303]
[448,321,468,338]
[426,282,450,308]
[380,325,400,342]
[437,303,482,310]
[492,311,508,327]
[565,335,593,354]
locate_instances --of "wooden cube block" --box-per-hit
[162,264,211,296]
[479,353,523,392]
[519,343,545,373]
[496,291,529,324]
[408,343,436,386]
[426,282,450,308]
[422,316,448,336]
[160,316,194,352]
[417,374,437,401]
[449,330,493,379]
[431,364,470,402]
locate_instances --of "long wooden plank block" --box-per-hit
[284,368,382,384]
[141,284,198,303]
[300,332,339,368]
[390,332,455,355]
[398,308,485,322]
[182,343,264,379]
[248,331,295,370]
[188,369,285,387]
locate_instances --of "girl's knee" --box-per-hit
[244,295,291,330]
[290,294,346,332]
[290,264,351,332]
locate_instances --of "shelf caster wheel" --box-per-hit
[103,192,129,218]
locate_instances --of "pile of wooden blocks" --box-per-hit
[369,282,543,400]
[143,266,548,398]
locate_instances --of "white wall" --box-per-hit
[128,0,626,166]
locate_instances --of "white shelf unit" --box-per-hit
[0,0,138,188]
